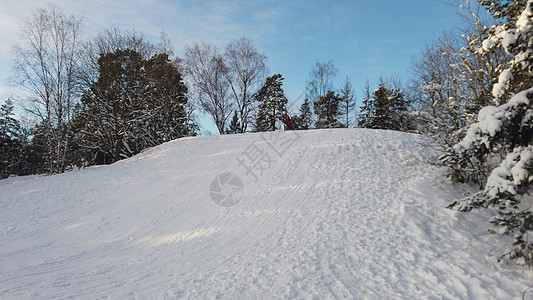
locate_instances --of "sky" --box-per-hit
[0,0,464,134]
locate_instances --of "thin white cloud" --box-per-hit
[0,0,42,53]
[0,0,462,117]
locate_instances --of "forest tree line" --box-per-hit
[0,5,409,178]
[0,2,519,177]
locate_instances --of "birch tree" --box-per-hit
[183,42,232,134]
[13,5,83,173]
[224,37,268,133]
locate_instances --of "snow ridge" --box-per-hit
[0,129,531,299]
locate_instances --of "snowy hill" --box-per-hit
[0,128,531,299]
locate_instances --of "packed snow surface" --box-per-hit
[0,129,531,299]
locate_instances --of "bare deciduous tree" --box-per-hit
[409,1,508,148]
[305,60,338,103]
[224,37,268,133]
[13,4,83,173]
[183,42,233,134]
[77,26,156,89]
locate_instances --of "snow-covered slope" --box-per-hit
[0,129,531,299]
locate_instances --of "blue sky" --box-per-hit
[0,0,463,133]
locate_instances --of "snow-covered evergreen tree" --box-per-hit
[444,0,533,266]
[410,0,511,150]
[77,49,193,165]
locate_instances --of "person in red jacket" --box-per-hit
[284,112,292,130]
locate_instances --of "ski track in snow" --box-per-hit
[0,128,531,299]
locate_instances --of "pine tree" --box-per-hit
[373,85,408,130]
[77,49,194,165]
[358,78,411,131]
[79,49,146,164]
[444,0,533,266]
[314,91,342,129]
[255,74,288,132]
[478,0,527,23]
[145,53,194,141]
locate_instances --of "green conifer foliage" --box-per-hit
[255,74,288,132]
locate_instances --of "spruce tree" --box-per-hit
[371,84,409,130]
[298,98,313,130]
[227,111,240,134]
[0,99,20,143]
[357,80,373,128]
[338,76,356,128]
[359,79,411,131]
[444,0,533,266]
[369,84,390,129]
[0,99,22,178]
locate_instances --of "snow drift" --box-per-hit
[0,129,531,299]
